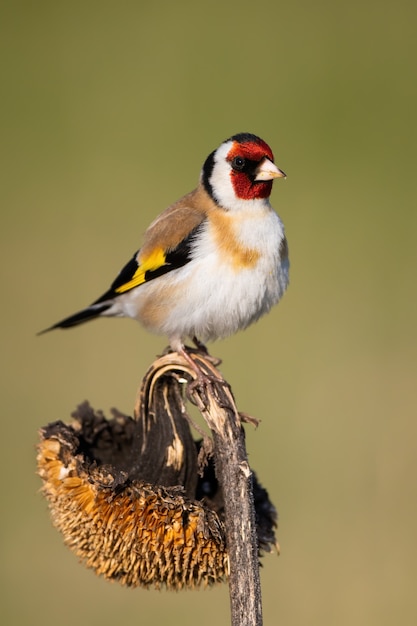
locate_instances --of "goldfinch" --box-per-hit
[41,133,289,363]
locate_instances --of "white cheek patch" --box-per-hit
[208,141,239,210]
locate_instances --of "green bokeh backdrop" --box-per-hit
[1,1,416,625]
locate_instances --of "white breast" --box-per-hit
[117,201,288,344]
[190,204,288,340]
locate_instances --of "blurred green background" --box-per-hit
[1,1,416,624]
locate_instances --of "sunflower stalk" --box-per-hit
[151,351,263,626]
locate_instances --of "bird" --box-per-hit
[40,133,289,374]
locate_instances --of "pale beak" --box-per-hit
[254,158,286,181]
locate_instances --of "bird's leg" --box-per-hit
[192,336,209,355]
[169,337,204,379]
[178,346,212,385]
[169,338,225,401]
[192,336,222,366]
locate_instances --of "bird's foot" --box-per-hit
[191,337,222,366]
[178,346,221,385]
[174,346,229,409]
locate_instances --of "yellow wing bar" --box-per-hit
[115,247,166,294]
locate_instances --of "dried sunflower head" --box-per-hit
[37,365,278,589]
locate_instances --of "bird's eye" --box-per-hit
[231,156,246,171]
